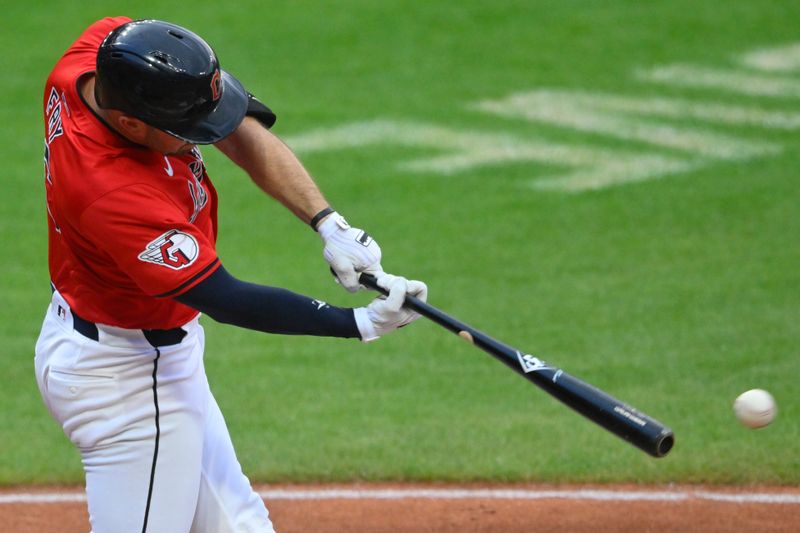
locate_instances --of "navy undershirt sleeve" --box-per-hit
[175,265,360,339]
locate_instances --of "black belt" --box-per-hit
[71,309,187,348]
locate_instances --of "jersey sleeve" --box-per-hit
[79,184,220,298]
[68,16,133,56]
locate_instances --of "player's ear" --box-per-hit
[114,114,149,143]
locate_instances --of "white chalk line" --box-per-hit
[2,488,799,505]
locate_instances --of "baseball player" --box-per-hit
[36,16,427,533]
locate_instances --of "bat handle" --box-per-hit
[360,272,430,313]
[359,272,480,339]
[359,272,386,295]
[360,272,427,308]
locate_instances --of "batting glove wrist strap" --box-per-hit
[310,206,335,231]
[316,210,346,240]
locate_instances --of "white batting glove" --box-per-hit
[318,212,383,292]
[353,273,428,342]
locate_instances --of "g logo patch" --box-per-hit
[138,230,199,270]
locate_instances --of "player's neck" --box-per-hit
[79,74,102,115]
[78,74,141,146]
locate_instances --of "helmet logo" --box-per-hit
[210,69,222,101]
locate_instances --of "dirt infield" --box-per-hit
[2,484,799,532]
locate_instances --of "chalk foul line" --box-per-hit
[2,488,799,505]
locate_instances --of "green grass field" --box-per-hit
[1,0,798,486]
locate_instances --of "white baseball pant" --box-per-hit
[34,290,275,533]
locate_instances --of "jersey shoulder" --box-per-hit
[47,17,132,90]
[52,143,178,231]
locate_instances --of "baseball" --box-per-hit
[733,389,777,429]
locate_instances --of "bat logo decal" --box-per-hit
[516,351,551,373]
[613,406,648,427]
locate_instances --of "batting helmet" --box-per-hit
[95,19,248,144]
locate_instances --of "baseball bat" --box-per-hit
[359,273,674,458]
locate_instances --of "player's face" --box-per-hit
[111,113,196,155]
[144,126,196,155]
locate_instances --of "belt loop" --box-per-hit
[71,310,100,341]
[143,328,188,348]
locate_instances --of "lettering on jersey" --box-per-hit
[43,135,61,232]
[138,230,199,270]
[45,87,64,144]
[44,142,53,185]
[60,90,71,117]
[188,179,208,224]
[187,179,208,223]
[187,152,208,223]
[188,159,204,181]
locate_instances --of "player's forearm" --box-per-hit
[215,117,330,224]
[175,265,361,338]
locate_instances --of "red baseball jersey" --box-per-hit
[43,17,223,329]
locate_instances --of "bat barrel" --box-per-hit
[539,371,674,457]
[446,313,674,458]
[359,274,674,458]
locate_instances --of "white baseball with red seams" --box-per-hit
[733,389,777,429]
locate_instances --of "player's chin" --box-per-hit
[166,143,196,156]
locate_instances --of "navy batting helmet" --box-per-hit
[95,19,248,144]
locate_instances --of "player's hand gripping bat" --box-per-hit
[359,273,674,458]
